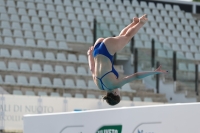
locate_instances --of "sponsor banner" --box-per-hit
[0,95,162,130]
[24,103,200,133]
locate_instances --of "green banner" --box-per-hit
[96,125,122,133]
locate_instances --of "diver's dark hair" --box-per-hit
[103,92,121,106]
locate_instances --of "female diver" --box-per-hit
[87,14,167,106]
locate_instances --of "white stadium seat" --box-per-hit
[20,63,30,72]
[41,77,52,87]
[53,78,64,88]
[23,50,33,59]
[77,67,87,75]
[55,65,65,74]
[75,93,84,98]
[65,78,76,88]
[76,79,87,89]
[43,64,54,73]
[29,76,40,86]
[5,75,16,85]
[66,66,76,75]
[25,91,35,96]
[0,61,6,70]
[17,76,28,86]
[11,49,21,58]
[8,62,18,71]
[13,90,22,95]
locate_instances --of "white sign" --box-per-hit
[24,103,200,133]
[0,95,162,131]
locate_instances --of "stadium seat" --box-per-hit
[77,67,87,75]
[75,93,84,98]
[43,64,54,73]
[0,75,3,84]
[140,1,148,8]
[21,16,30,23]
[57,53,67,61]
[13,90,23,95]
[27,2,36,9]
[195,53,200,60]
[20,63,30,72]
[11,49,21,58]
[29,76,40,86]
[58,42,69,50]
[38,91,47,96]
[186,38,193,45]
[45,52,55,61]
[8,62,18,71]
[40,17,50,25]
[68,54,77,62]
[47,41,58,49]
[173,5,181,11]
[76,79,87,89]
[172,44,181,51]
[144,97,153,102]
[87,94,96,99]
[63,93,72,98]
[190,46,198,52]
[176,24,184,31]
[41,77,52,87]
[51,19,60,26]
[188,64,195,71]
[17,76,28,86]
[50,92,60,97]
[55,65,65,74]
[2,29,12,36]
[43,25,52,32]
[48,11,57,18]
[165,4,173,10]
[179,63,187,71]
[181,45,189,52]
[5,75,16,85]
[35,32,45,39]
[31,17,40,24]
[65,78,76,88]
[149,2,156,9]
[33,24,43,32]
[1,13,9,21]
[4,37,14,45]
[34,51,44,60]
[12,22,21,30]
[158,50,167,58]
[82,1,90,8]
[66,34,76,42]
[18,8,27,15]
[132,0,139,7]
[28,9,37,16]
[0,61,6,70]
[22,23,32,31]
[26,39,36,47]
[121,96,130,101]
[78,54,87,63]
[53,78,64,88]
[25,91,35,96]
[168,37,177,44]
[66,66,76,75]
[7,7,17,15]
[186,52,194,60]
[32,64,42,73]
[88,80,98,90]
[23,50,33,59]
[157,3,164,10]
[133,97,142,102]
[0,20,10,29]
[177,51,185,59]
[53,26,63,33]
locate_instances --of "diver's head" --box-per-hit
[103,89,121,106]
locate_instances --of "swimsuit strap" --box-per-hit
[96,71,112,90]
